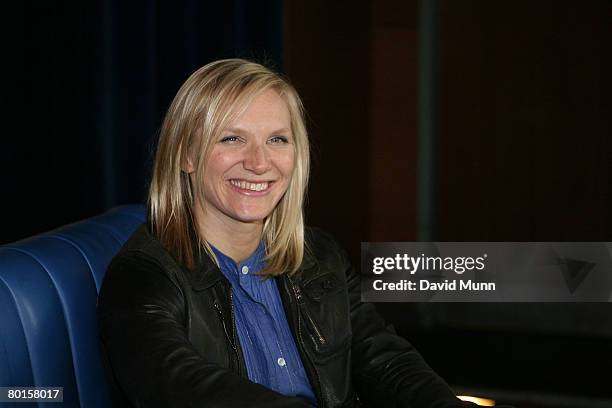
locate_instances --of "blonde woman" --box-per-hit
[97,59,472,408]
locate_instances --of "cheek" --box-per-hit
[278,152,296,179]
[205,151,238,179]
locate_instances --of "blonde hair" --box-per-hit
[148,59,309,275]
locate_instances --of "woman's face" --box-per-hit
[198,89,295,227]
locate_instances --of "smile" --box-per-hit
[229,179,271,193]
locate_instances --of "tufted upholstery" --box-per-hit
[0,205,146,407]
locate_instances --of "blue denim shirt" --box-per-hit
[211,243,317,407]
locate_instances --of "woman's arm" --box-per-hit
[97,254,311,408]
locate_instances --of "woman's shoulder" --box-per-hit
[303,226,350,268]
[112,224,176,265]
[115,223,163,258]
[103,223,185,291]
[98,224,187,320]
[305,225,339,249]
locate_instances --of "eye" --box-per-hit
[220,135,242,144]
[268,135,290,144]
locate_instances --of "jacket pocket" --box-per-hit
[292,274,352,362]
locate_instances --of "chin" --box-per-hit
[230,199,281,221]
[231,209,273,224]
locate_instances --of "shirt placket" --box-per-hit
[238,259,295,392]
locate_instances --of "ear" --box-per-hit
[181,153,196,174]
[181,141,196,174]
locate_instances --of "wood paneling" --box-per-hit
[439,1,612,241]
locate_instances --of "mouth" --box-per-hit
[228,179,274,195]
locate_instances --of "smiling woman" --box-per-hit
[96,59,475,408]
[191,89,297,260]
[147,60,309,277]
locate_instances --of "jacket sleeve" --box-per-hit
[340,245,475,408]
[97,253,312,408]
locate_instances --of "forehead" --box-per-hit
[228,89,291,132]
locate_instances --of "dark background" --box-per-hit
[5,1,612,407]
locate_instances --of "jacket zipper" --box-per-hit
[287,276,325,408]
[291,282,327,346]
[229,291,242,375]
[213,293,242,376]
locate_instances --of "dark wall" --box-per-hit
[284,1,420,250]
[439,0,612,242]
[3,0,282,244]
[283,1,372,261]
[370,1,419,242]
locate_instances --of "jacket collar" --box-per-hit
[190,251,224,290]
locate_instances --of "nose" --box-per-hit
[243,144,271,174]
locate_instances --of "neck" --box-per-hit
[194,204,263,264]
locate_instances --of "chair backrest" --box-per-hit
[0,205,145,407]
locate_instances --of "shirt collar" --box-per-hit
[210,241,266,276]
[189,233,268,290]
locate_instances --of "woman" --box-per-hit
[97,59,472,407]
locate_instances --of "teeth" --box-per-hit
[230,180,269,191]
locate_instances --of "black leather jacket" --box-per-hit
[97,225,470,408]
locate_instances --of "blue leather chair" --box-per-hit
[0,205,145,407]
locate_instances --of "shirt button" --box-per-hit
[241,266,249,275]
[277,357,286,367]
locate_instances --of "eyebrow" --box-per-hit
[224,126,292,135]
